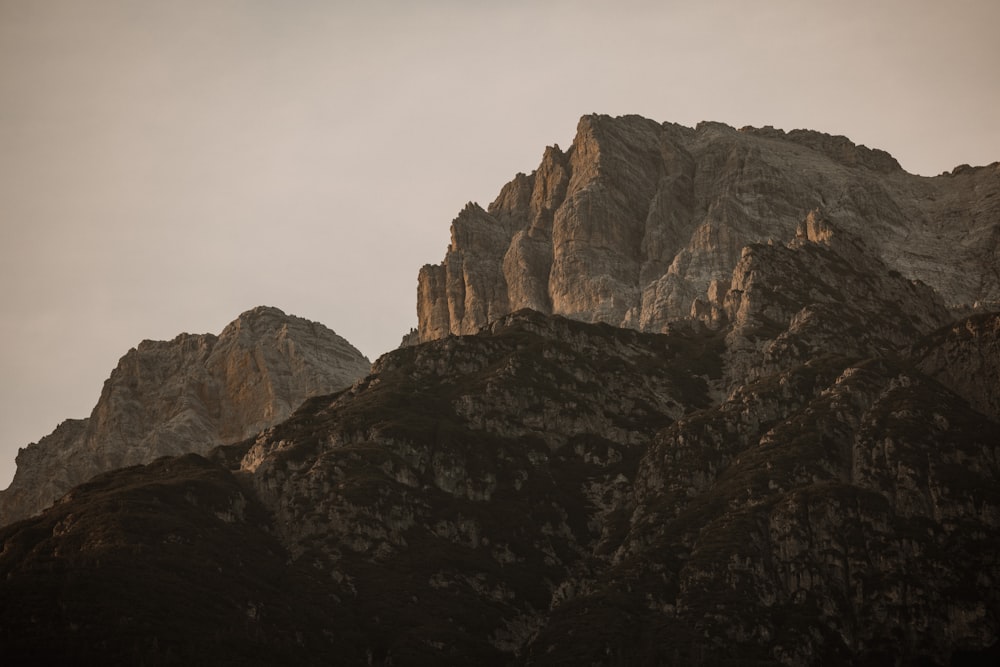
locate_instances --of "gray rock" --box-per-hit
[0,306,370,527]
[417,114,1000,341]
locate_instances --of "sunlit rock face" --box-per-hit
[0,306,370,526]
[417,114,1000,341]
[1,116,999,665]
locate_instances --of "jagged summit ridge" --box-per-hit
[417,114,1000,342]
[0,306,371,526]
[738,123,902,172]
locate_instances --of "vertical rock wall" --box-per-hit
[416,114,1000,341]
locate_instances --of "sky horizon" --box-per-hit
[2,0,999,491]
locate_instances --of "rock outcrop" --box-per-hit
[719,211,954,389]
[0,306,370,527]
[417,114,1000,342]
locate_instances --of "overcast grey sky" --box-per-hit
[2,0,998,490]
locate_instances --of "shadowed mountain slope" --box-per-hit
[2,303,997,664]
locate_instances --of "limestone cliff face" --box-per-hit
[0,306,370,527]
[417,115,1000,341]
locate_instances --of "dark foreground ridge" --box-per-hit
[2,304,999,665]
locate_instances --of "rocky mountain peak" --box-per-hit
[0,307,371,526]
[221,304,291,333]
[416,114,1000,343]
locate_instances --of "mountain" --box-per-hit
[416,115,1000,342]
[1,116,998,665]
[0,306,371,526]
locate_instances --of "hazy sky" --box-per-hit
[2,0,998,490]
